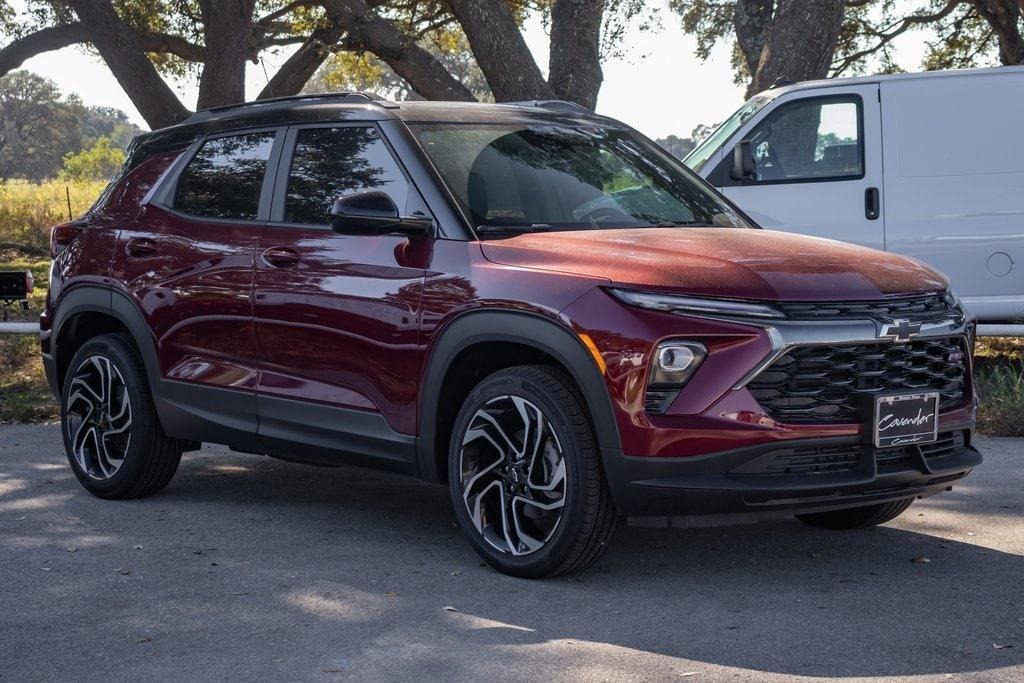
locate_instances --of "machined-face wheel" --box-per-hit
[64,355,133,481]
[458,395,567,556]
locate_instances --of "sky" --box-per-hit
[15,0,933,139]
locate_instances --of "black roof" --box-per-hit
[130,93,623,164]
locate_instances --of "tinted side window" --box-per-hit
[747,97,862,183]
[176,132,275,220]
[284,126,409,225]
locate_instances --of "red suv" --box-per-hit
[41,94,981,577]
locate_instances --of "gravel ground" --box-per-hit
[1,424,1022,681]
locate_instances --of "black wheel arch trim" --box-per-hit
[415,309,623,483]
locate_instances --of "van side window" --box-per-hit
[284,126,409,226]
[746,97,862,183]
[176,132,275,220]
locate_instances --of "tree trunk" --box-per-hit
[196,0,257,109]
[67,0,190,129]
[548,0,605,107]
[748,0,845,96]
[446,0,553,101]
[971,0,1024,64]
[316,0,476,101]
[733,0,774,76]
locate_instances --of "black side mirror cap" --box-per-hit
[330,190,433,236]
[730,140,756,181]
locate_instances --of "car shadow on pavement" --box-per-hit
[2,432,1022,679]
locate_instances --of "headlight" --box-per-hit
[608,288,784,320]
[646,341,706,414]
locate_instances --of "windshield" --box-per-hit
[410,123,751,237]
[683,94,774,171]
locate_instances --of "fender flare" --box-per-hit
[50,285,163,395]
[415,309,622,482]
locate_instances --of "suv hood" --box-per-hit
[480,228,948,301]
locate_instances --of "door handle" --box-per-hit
[865,187,880,220]
[261,246,300,269]
[125,237,158,256]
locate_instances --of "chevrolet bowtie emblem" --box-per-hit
[878,318,922,343]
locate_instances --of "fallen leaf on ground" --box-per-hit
[911,555,930,564]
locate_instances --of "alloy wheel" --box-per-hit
[458,395,567,556]
[64,355,133,480]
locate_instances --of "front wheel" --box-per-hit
[796,498,914,529]
[448,365,617,578]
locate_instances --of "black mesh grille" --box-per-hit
[733,431,967,476]
[777,294,953,320]
[748,336,968,423]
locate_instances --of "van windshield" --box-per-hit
[410,123,751,237]
[683,94,774,171]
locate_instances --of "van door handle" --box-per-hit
[126,237,158,256]
[261,246,300,269]
[865,187,880,220]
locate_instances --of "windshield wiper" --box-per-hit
[474,223,555,237]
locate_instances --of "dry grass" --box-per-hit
[0,250,55,423]
[974,337,1024,437]
[0,180,107,252]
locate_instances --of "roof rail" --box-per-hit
[184,92,398,124]
[509,100,593,114]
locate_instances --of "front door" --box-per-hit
[253,123,430,470]
[719,85,884,249]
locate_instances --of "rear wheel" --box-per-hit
[796,498,914,529]
[61,333,183,499]
[448,365,617,578]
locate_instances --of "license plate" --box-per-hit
[873,393,939,448]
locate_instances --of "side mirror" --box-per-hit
[330,191,432,236]
[730,140,756,181]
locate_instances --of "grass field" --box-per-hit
[1,180,1022,434]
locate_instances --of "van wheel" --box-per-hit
[61,333,183,499]
[796,498,914,529]
[448,365,617,578]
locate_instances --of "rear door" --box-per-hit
[252,122,430,470]
[716,85,884,249]
[113,128,283,450]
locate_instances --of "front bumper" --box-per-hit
[604,424,981,523]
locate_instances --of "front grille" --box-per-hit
[732,430,966,476]
[748,337,968,423]
[776,294,953,320]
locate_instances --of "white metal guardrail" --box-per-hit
[0,322,40,334]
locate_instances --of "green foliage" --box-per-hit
[0,71,140,181]
[0,70,81,181]
[59,136,125,181]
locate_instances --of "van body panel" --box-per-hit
[691,66,1024,323]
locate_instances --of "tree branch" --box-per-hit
[831,0,961,75]
[67,0,190,129]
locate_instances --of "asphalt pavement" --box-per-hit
[1,424,1022,681]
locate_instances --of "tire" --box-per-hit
[796,498,914,530]
[60,333,183,499]
[448,365,617,578]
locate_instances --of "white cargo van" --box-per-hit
[684,66,1024,329]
